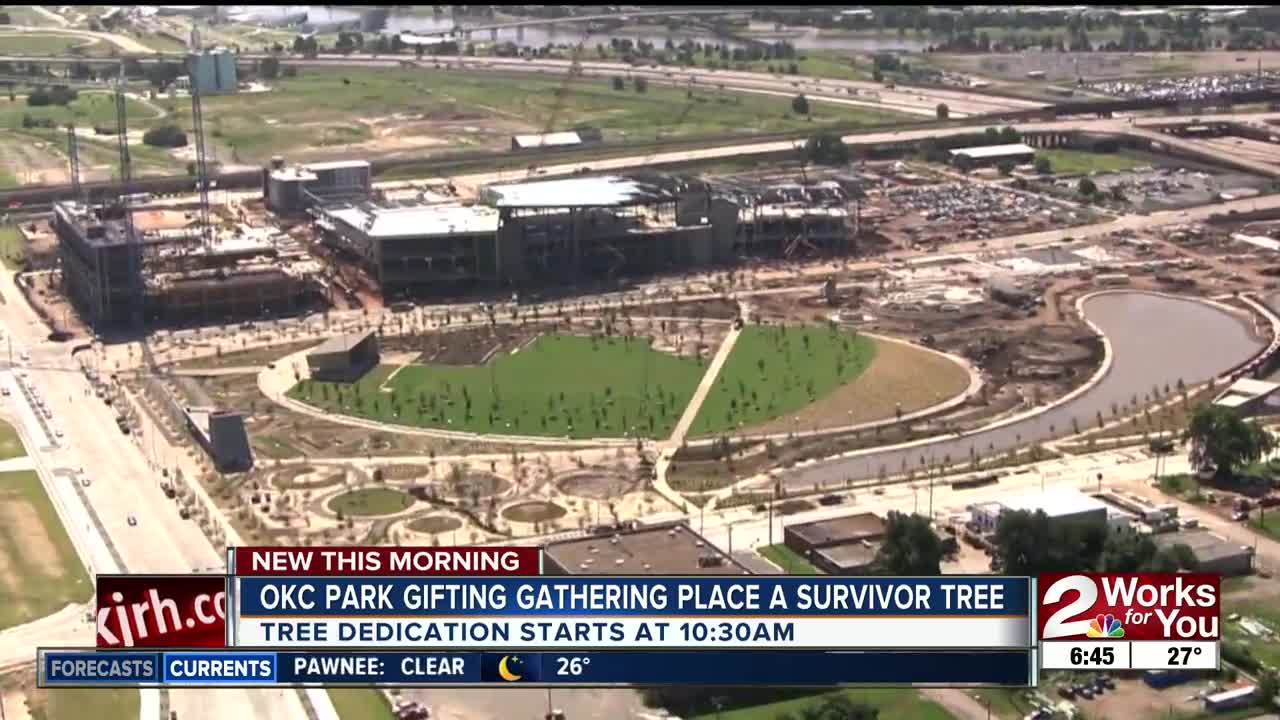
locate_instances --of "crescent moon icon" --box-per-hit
[498,655,522,682]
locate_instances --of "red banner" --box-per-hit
[233,546,541,576]
[1038,573,1220,642]
[96,575,227,648]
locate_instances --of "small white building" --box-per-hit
[968,488,1118,533]
[949,143,1037,167]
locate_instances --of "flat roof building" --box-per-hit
[949,143,1037,166]
[784,512,887,575]
[1154,529,1254,577]
[511,131,583,151]
[542,522,751,575]
[969,488,1116,533]
[184,406,252,473]
[306,331,379,383]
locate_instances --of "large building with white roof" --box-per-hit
[307,171,850,300]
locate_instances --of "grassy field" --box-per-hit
[24,686,140,720]
[0,93,159,133]
[690,325,875,437]
[0,224,23,269]
[748,336,971,435]
[328,488,416,517]
[690,689,955,720]
[0,32,102,56]
[170,65,906,163]
[1037,148,1147,175]
[1251,510,1280,540]
[291,335,705,439]
[0,5,57,25]
[327,688,396,720]
[758,543,821,575]
[0,470,92,630]
[0,418,25,460]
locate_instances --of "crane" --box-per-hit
[65,123,81,201]
[540,40,586,137]
[188,27,212,247]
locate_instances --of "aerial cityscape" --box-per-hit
[4,3,1280,720]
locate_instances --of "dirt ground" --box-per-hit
[933,50,1280,82]
[746,336,973,434]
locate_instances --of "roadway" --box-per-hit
[0,276,321,717]
[0,47,1044,118]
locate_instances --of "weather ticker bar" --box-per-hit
[38,649,1034,688]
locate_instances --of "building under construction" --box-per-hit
[312,172,853,300]
[54,199,323,331]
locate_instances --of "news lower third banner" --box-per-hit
[38,649,1035,687]
[232,576,1033,649]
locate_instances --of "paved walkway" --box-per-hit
[652,300,747,506]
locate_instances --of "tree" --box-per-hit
[611,75,625,91]
[875,511,944,575]
[1258,670,1279,711]
[791,93,810,115]
[1077,177,1097,197]
[142,124,188,148]
[935,102,949,120]
[803,131,849,166]
[1185,404,1276,480]
[997,159,1016,176]
[634,76,648,93]
[259,56,281,80]
[1034,156,1052,174]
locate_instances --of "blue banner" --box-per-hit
[236,576,1030,617]
[40,649,1033,686]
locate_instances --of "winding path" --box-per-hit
[782,291,1268,489]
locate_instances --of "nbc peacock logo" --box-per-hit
[1086,613,1125,639]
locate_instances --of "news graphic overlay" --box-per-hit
[1038,573,1220,671]
[42,547,1039,688]
[96,575,228,649]
[233,572,1031,650]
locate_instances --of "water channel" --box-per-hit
[784,292,1267,489]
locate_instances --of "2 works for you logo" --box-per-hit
[1086,614,1125,639]
[1038,573,1219,642]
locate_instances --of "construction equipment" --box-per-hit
[540,40,587,136]
[65,123,81,201]
[188,27,212,246]
[113,59,144,329]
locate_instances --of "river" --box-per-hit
[783,292,1266,489]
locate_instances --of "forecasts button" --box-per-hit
[42,651,159,685]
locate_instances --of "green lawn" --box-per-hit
[690,325,875,436]
[731,49,873,82]
[0,33,101,56]
[0,470,93,630]
[328,488,415,517]
[168,65,906,163]
[758,543,822,575]
[328,689,396,720]
[0,418,26,460]
[26,687,139,720]
[1037,148,1146,175]
[1251,510,1280,540]
[291,335,705,439]
[690,689,954,720]
[1223,593,1280,676]
[0,5,58,25]
[0,224,24,269]
[0,92,160,133]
